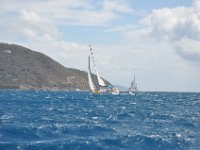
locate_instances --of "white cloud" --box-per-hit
[0,0,134,26]
[102,0,134,14]
[175,37,200,62]
[0,0,134,76]
[122,1,200,63]
[0,0,135,71]
[29,38,89,71]
[19,10,59,37]
[101,0,200,91]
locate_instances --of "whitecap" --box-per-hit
[80,117,86,120]
[54,123,67,128]
[58,96,65,99]
[175,133,182,138]
[121,106,126,109]
[106,115,117,121]
[30,139,64,144]
[37,125,46,130]
[68,108,73,111]
[0,114,14,120]
[92,117,98,120]
[48,107,54,111]
[150,112,154,116]
[45,96,51,99]
[17,145,23,150]
[97,105,104,108]
[130,102,136,105]
[148,134,161,138]
[41,116,53,121]
[85,98,90,101]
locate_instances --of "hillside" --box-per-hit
[0,43,109,90]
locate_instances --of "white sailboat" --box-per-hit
[128,75,138,95]
[88,45,119,95]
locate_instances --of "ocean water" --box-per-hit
[0,90,200,150]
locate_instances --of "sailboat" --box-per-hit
[87,45,119,95]
[128,75,138,95]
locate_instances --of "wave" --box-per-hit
[0,91,200,149]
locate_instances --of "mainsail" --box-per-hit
[129,75,138,94]
[88,56,98,93]
[89,45,107,87]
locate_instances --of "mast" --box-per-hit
[88,55,97,93]
[89,45,107,87]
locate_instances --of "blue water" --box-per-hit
[0,91,200,150]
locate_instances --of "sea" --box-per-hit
[0,90,200,150]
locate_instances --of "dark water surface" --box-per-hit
[0,90,200,150]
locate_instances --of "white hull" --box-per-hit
[128,91,137,95]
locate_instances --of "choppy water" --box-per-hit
[0,90,200,150]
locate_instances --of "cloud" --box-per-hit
[101,0,200,90]
[175,37,200,62]
[19,10,59,37]
[0,0,134,26]
[102,0,134,14]
[0,0,135,71]
[122,0,200,62]
[29,37,89,71]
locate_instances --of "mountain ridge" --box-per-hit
[0,43,110,90]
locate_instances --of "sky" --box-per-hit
[0,0,200,92]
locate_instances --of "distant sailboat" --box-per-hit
[88,45,119,95]
[128,75,138,95]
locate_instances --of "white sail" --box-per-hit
[96,72,107,87]
[129,74,138,94]
[88,56,97,92]
[89,45,107,87]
